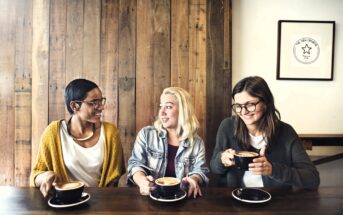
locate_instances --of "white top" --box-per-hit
[60,120,104,187]
[243,134,267,187]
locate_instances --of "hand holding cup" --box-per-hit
[248,145,272,176]
[38,171,59,197]
[221,148,236,167]
[139,175,155,196]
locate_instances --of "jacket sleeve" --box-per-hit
[30,135,51,187]
[30,121,66,186]
[210,118,232,174]
[269,125,320,189]
[187,137,210,185]
[127,128,153,185]
[100,122,126,187]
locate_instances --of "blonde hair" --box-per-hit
[154,87,199,143]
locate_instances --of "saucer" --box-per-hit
[150,189,187,202]
[48,192,90,208]
[232,188,271,204]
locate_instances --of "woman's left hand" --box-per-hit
[182,176,202,199]
[248,145,272,176]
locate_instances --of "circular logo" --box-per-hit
[293,37,320,64]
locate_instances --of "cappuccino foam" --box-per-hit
[236,151,258,157]
[56,182,83,190]
[156,177,179,186]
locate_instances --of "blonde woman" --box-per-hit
[128,87,209,198]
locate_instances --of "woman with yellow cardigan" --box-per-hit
[30,79,125,197]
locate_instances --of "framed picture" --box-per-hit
[276,20,335,80]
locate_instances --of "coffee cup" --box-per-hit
[54,181,85,203]
[234,151,259,170]
[155,177,181,197]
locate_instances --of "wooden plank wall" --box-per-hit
[0,0,231,186]
[15,0,33,186]
[0,0,16,185]
[206,0,232,161]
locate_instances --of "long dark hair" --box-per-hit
[232,76,280,150]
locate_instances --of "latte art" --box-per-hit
[155,177,180,186]
[55,182,83,190]
[236,151,259,157]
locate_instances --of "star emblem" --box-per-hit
[302,44,312,54]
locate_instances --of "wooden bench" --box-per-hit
[299,134,343,165]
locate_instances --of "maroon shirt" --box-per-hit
[165,144,179,177]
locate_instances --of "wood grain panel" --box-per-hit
[49,0,66,122]
[66,0,83,82]
[189,0,206,140]
[0,0,16,185]
[206,0,232,161]
[14,0,33,187]
[171,0,189,90]
[136,0,155,131]
[223,0,232,115]
[100,0,119,124]
[151,0,171,120]
[0,0,233,186]
[84,0,101,82]
[15,93,32,186]
[136,0,171,131]
[118,0,136,170]
[31,0,50,168]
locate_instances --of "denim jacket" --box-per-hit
[127,126,209,185]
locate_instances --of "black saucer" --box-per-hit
[232,188,271,204]
[150,189,187,202]
[48,192,90,208]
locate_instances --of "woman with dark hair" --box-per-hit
[210,76,319,189]
[30,79,124,197]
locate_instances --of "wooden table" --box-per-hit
[0,186,342,214]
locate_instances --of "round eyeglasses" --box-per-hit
[75,97,106,108]
[231,100,261,114]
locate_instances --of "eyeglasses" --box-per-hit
[75,97,106,108]
[231,100,261,114]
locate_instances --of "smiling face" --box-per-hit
[233,91,264,131]
[159,94,179,131]
[74,87,104,123]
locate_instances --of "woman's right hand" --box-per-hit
[133,172,155,196]
[36,171,58,197]
[221,148,236,167]
[138,175,155,196]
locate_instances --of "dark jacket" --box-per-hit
[210,117,320,189]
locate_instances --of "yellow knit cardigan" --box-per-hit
[30,120,125,187]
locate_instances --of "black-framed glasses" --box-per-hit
[231,100,261,114]
[75,97,106,108]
